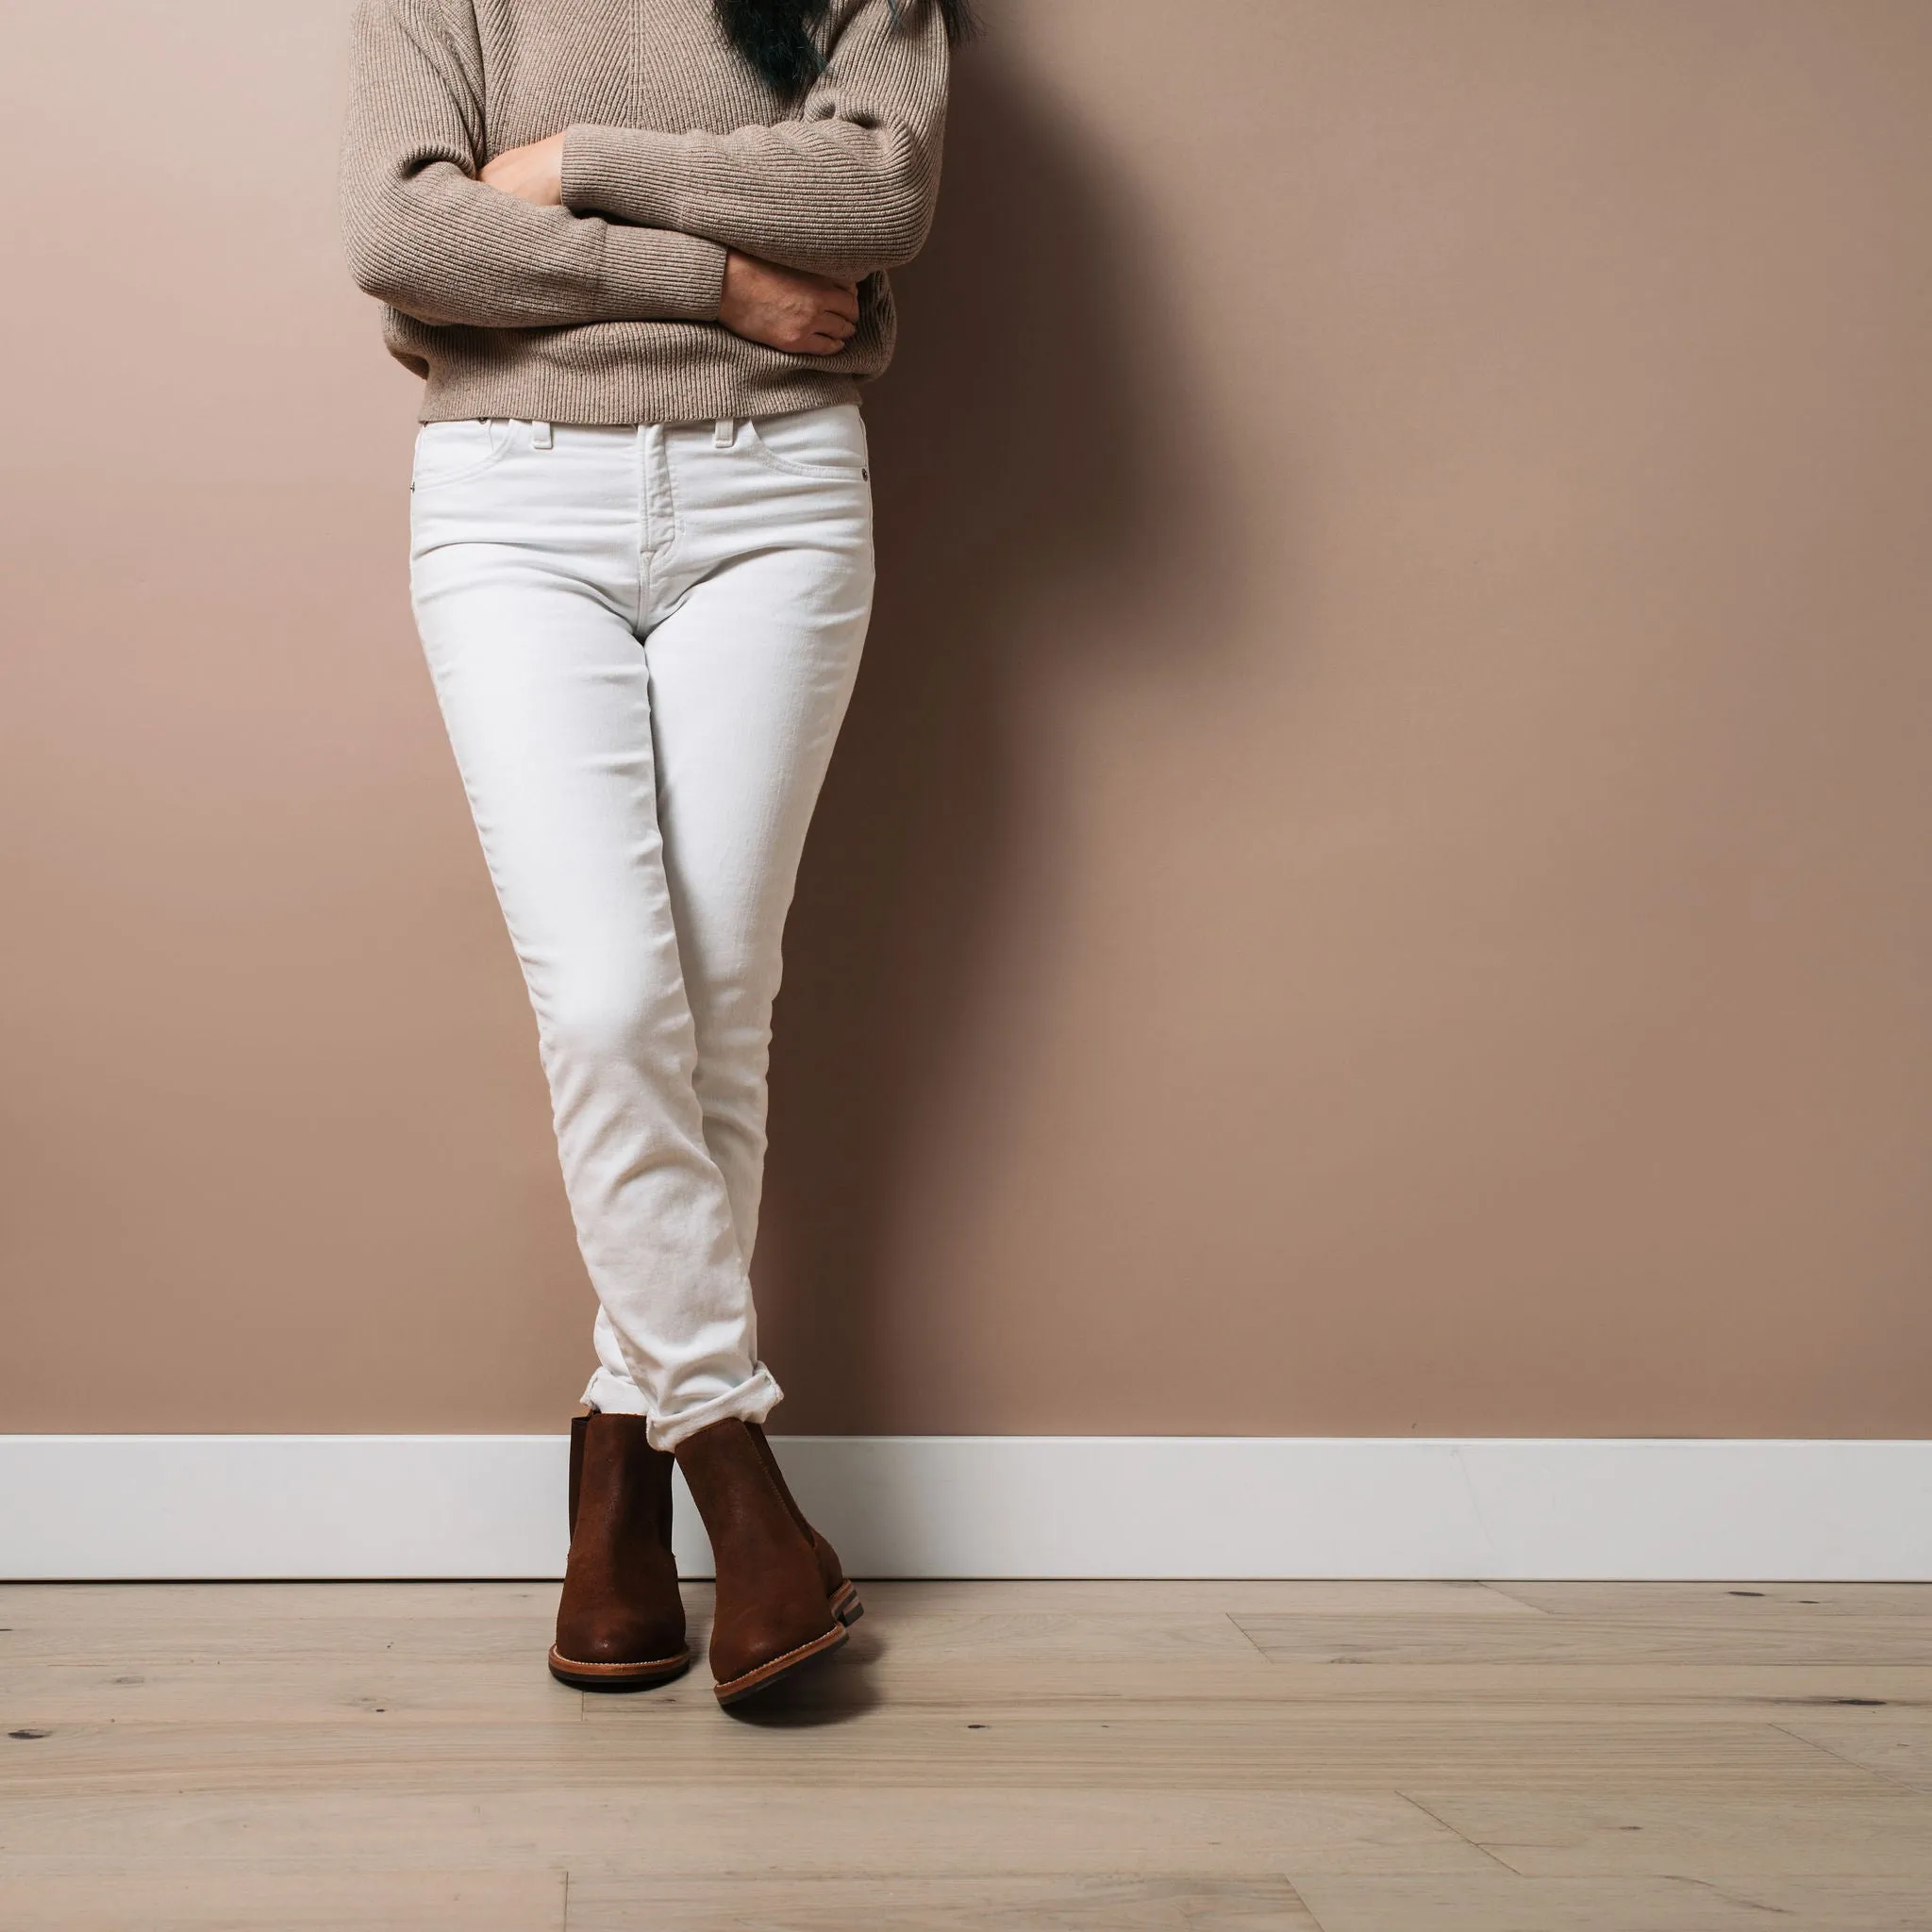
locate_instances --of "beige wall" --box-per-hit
[3,1,1929,1436]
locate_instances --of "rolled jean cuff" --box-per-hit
[580,1362,784,1453]
[580,1366,650,1417]
[647,1362,783,1453]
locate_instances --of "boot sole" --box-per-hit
[547,1644,691,1691]
[712,1620,849,1707]
[830,1579,864,1624]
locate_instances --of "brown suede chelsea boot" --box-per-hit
[547,1411,691,1691]
[673,1416,848,1706]
[745,1419,863,1624]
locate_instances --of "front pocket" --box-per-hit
[741,406,870,481]
[411,417,517,491]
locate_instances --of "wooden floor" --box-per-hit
[3,1579,1930,1929]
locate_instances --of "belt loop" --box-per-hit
[713,417,735,449]
[532,420,553,449]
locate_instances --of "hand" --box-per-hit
[719,251,860,356]
[480,133,564,206]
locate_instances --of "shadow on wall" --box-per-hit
[756,38,1240,1439]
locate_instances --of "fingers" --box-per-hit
[818,281,861,324]
[797,307,857,354]
[779,266,859,321]
[719,264,863,353]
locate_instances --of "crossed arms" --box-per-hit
[337,0,949,336]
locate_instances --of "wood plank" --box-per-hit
[0,1661,576,1724]
[1486,1583,1932,1622]
[792,1609,1267,1661]
[565,1874,1315,1930]
[1292,1872,1932,1930]
[0,1582,565,1626]
[0,1585,561,1664]
[0,1787,1491,1875]
[1,1590,1291,1664]
[1233,1612,1932,1666]
[0,1578,1536,1630]
[12,1654,1929,1724]
[0,1617,564,1667]
[0,1713,1872,1796]
[836,1581,1541,1616]
[1399,1787,1932,1876]
[0,1871,565,1932]
[591,1646,1932,1711]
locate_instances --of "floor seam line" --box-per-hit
[1282,1870,1333,1930]
[1476,1581,1557,1615]
[1225,1610,1271,1659]
[1767,1718,1920,1793]
[1395,1789,1520,1874]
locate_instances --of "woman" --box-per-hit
[338,0,967,1707]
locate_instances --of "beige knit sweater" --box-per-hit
[338,0,951,425]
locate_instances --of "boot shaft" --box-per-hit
[569,1412,676,1565]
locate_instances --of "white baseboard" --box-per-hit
[2,1435,1928,1582]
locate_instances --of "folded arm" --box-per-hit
[337,0,726,329]
[558,0,950,281]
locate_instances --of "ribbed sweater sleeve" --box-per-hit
[338,0,728,329]
[557,0,950,281]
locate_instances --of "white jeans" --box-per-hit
[408,404,874,1450]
